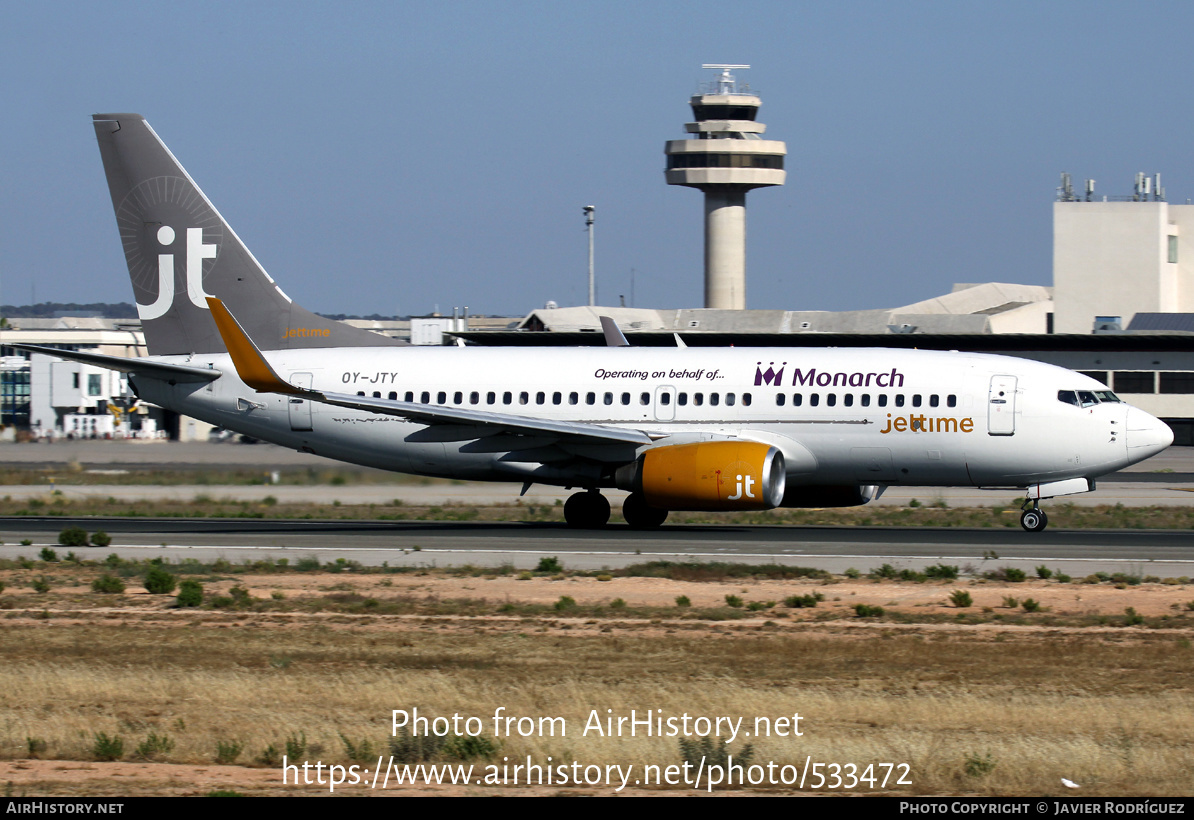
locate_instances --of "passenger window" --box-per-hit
[569,392,578,405]
[660,392,671,405]
[878,395,887,407]
[404,391,413,402]
[776,394,786,407]
[792,393,802,407]
[640,392,650,405]
[844,394,853,407]
[895,395,905,407]
[437,391,447,404]
[357,391,365,397]
[710,393,720,406]
[453,391,462,404]
[388,391,396,400]
[861,394,870,407]
[929,394,939,408]
[536,391,545,405]
[487,391,495,404]
[604,392,613,405]
[826,393,836,407]
[678,392,688,406]
[586,392,596,405]
[694,393,704,406]
[552,392,562,405]
[421,391,430,403]
[742,393,751,406]
[620,392,630,405]
[947,394,957,407]
[725,393,735,406]
[810,394,820,407]
[503,391,512,405]
[372,391,381,398]
[912,394,921,407]
[519,391,529,405]
[469,391,479,405]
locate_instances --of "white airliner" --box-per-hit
[20,114,1174,532]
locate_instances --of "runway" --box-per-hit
[3,516,1192,577]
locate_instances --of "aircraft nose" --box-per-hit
[1125,407,1173,459]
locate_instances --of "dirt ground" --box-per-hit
[2,570,1191,797]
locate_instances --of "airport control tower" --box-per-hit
[665,65,786,309]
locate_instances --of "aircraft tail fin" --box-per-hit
[92,114,402,356]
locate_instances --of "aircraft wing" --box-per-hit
[11,344,221,384]
[206,298,656,448]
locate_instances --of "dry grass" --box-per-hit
[0,565,1191,795]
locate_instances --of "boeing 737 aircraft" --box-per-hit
[20,114,1174,532]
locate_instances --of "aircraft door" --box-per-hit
[987,375,1017,436]
[654,386,676,421]
[288,372,313,431]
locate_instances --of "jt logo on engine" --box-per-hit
[727,473,756,500]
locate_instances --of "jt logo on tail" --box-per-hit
[140,225,217,320]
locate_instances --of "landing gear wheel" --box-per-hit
[1020,508,1048,532]
[621,492,669,529]
[564,491,610,529]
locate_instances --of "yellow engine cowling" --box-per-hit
[615,441,786,511]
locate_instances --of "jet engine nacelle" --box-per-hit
[615,441,786,511]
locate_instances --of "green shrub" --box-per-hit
[784,593,824,608]
[1035,565,1053,580]
[924,564,959,580]
[144,566,177,595]
[134,732,175,760]
[256,743,280,766]
[872,564,898,579]
[554,596,576,611]
[844,567,861,579]
[92,732,124,761]
[1055,573,1072,584]
[58,528,88,548]
[609,598,626,609]
[215,739,244,764]
[536,556,563,573]
[443,734,499,761]
[285,732,307,760]
[675,595,691,608]
[1021,598,1041,613]
[1003,568,1027,583]
[90,531,112,548]
[853,604,884,617]
[176,579,203,607]
[39,547,58,562]
[724,594,744,608]
[1002,596,1019,609]
[1124,607,1144,626]
[295,557,321,572]
[31,577,50,594]
[91,575,125,594]
[339,733,376,763]
[965,752,996,778]
[949,590,973,608]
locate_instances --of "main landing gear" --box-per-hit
[564,490,610,529]
[1020,499,1048,532]
[621,492,669,529]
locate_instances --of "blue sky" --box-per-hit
[2,1,1191,317]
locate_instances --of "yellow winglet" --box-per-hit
[206,298,304,395]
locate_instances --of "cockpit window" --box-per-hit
[1077,391,1098,407]
[1094,391,1121,403]
[1060,389,1122,407]
[1057,390,1079,407]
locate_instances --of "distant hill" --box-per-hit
[1,302,139,319]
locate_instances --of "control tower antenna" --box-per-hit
[664,64,786,309]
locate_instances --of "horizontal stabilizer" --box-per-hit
[12,344,220,384]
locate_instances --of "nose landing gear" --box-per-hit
[1020,499,1048,532]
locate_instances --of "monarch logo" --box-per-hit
[137,226,217,320]
[754,362,786,387]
